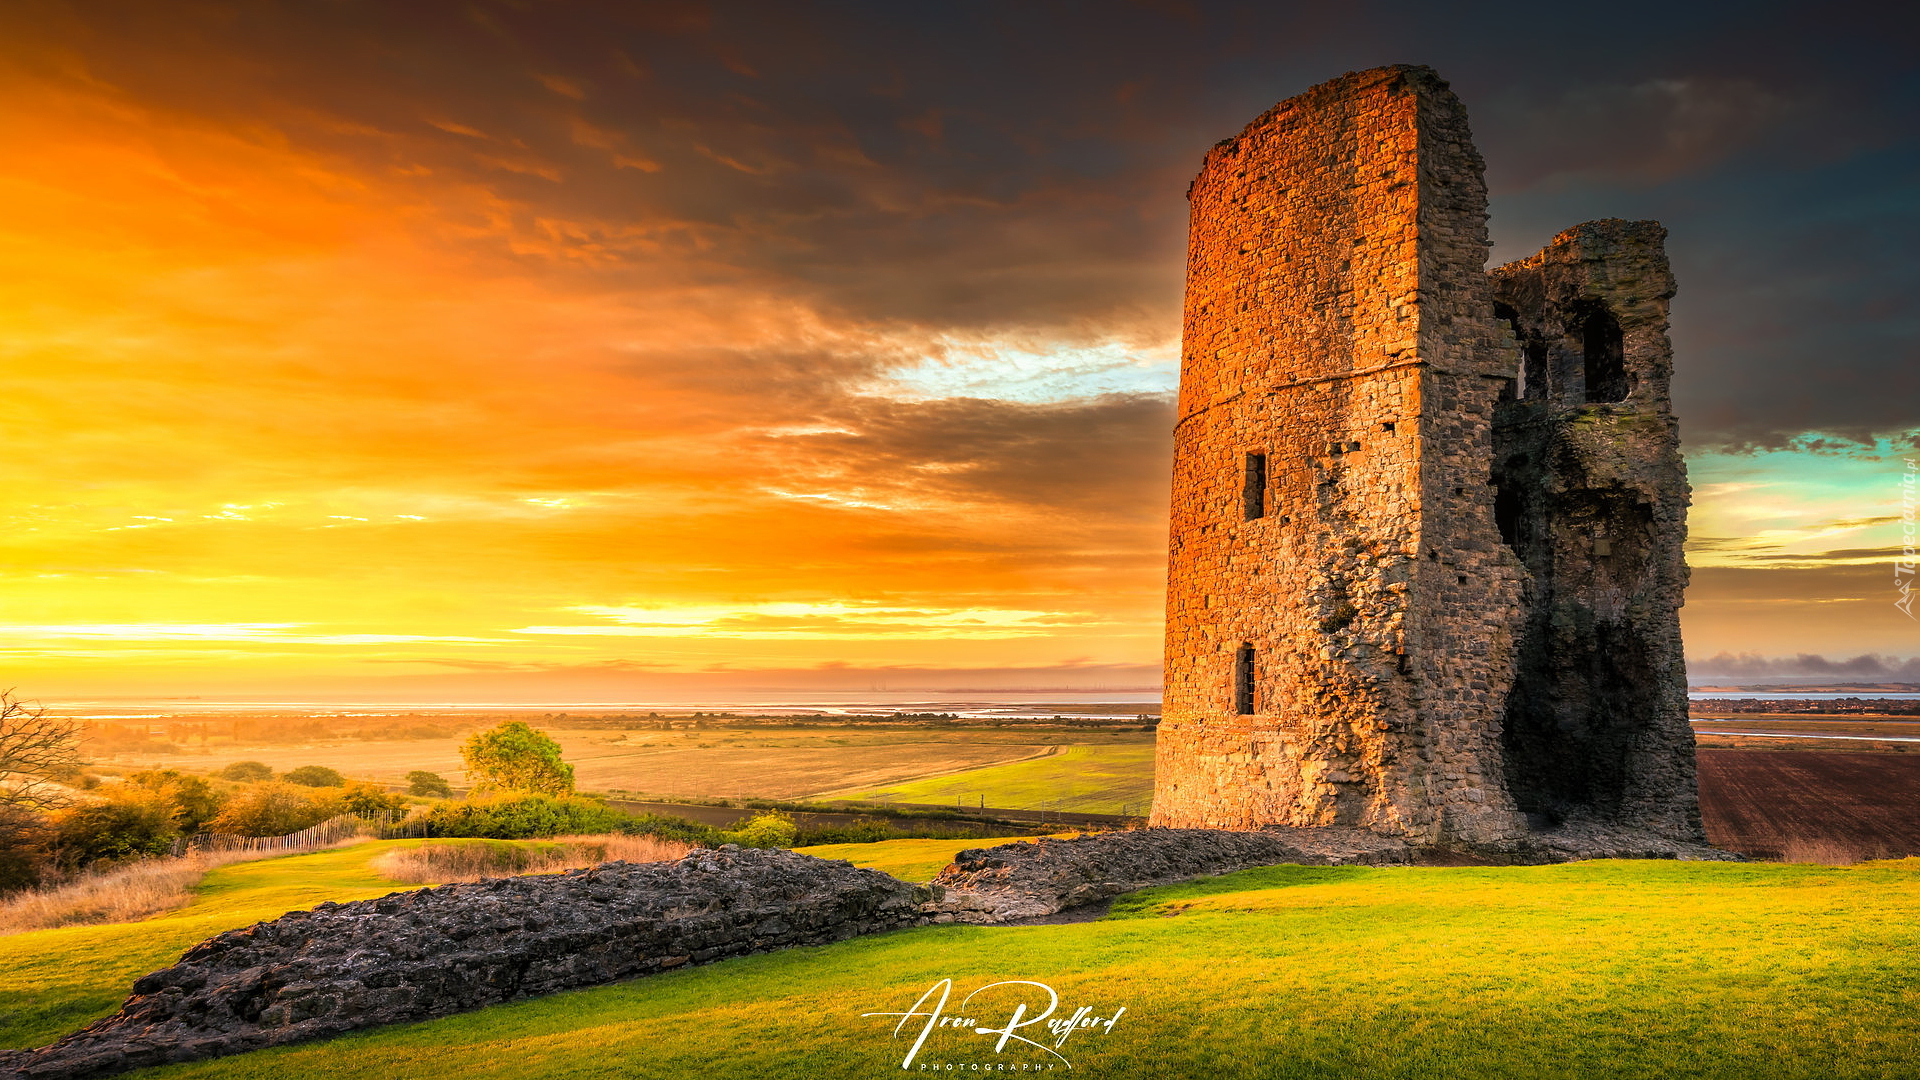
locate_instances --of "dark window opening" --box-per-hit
[1242,453,1267,520]
[1523,340,1549,400]
[1494,485,1522,551]
[1494,303,1529,399]
[1233,644,1255,715]
[1581,304,1628,403]
[1493,302,1520,334]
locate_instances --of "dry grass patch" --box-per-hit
[371,834,692,884]
[0,845,355,935]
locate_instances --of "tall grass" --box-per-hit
[0,844,354,935]
[371,834,692,884]
[1777,837,1899,864]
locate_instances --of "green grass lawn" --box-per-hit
[794,835,1038,883]
[8,842,1920,1079]
[857,744,1156,815]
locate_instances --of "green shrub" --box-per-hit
[420,794,628,839]
[206,782,341,837]
[406,770,452,797]
[219,761,274,783]
[283,765,345,788]
[617,813,724,847]
[341,782,406,817]
[790,818,989,846]
[721,810,797,849]
[0,805,54,892]
[51,787,181,866]
[125,770,226,833]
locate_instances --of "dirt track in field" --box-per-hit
[1697,749,1920,860]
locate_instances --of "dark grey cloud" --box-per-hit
[1689,652,1920,679]
[10,0,1916,447]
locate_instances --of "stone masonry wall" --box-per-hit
[1155,65,1701,848]
[1155,65,1529,845]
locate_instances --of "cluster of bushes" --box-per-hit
[409,794,982,852]
[790,818,989,846]
[0,761,426,893]
[410,793,805,849]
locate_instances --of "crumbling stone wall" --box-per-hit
[0,848,920,1080]
[1155,65,1702,848]
[1490,220,1701,838]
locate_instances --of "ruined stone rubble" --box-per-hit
[0,848,920,1080]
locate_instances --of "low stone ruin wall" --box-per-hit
[0,847,920,1080]
[918,822,1737,923]
[922,826,1413,922]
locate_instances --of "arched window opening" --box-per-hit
[1581,305,1628,403]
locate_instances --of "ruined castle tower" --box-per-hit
[1152,65,1703,848]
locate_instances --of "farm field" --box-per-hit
[1696,749,1920,861]
[89,726,1148,802]
[1690,715,1920,752]
[837,743,1157,815]
[9,842,1918,1078]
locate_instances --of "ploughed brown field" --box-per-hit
[1697,748,1920,861]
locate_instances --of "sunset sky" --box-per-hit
[3,1,1916,700]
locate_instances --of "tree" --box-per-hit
[283,765,345,788]
[219,760,274,783]
[0,690,80,811]
[406,770,452,797]
[461,721,575,796]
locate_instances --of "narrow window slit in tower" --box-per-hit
[1234,644,1256,716]
[1243,453,1267,520]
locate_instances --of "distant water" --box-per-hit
[49,688,1920,720]
[46,689,1164,721]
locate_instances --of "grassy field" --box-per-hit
[0,845,412,1050]
[840,743,1156,815]
[0,836,1019,1052]
[92,726,1150,802]
[9,840,1920,1078]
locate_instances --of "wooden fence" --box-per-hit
[175,808,431,856]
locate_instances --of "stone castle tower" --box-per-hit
[1152,65,1703,849]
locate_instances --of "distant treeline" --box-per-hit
[1691,698,1920,716]
[82,716,476,753]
